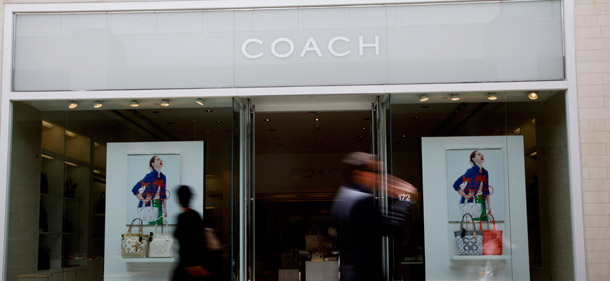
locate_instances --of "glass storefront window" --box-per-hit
[389,91,573,281]
[6,99,234,281]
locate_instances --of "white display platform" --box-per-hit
[422,136,530,281]
[305,261,338,281]
[104,141,204,281]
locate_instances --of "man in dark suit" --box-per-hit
[332,152,418,281]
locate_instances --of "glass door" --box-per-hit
[243,94,391,281]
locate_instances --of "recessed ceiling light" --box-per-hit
[130,100,140,108]
[265,118,271,122]
[68,101,78,109]
[362,127,366,130]
[206,109,213,113]
[93,100,103,108]
[419,94,429,102]
[314,116,320,122]
[160,99,170,107]
[528,92,538,100]
[487,93,498,101]
[195,98,205,106]
[450,93,461,101]
[216,120,222,124]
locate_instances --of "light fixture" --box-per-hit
[206,109,213,113]
[130,100,140,108]
[41,154,54,160]
[41,120,55,129]
[160,99,170,107]
[419,94,430,102]
[195,98,205,106]
[314,115,320,122]
[64,161,78,167]
[93,100,103,108]
[65,130,77,138]
[216,120,222,124]
[528,92,538,100]
[450,93,461,101]
[487,93,498,101]
[265,118,271,122]
[68,101,78,109]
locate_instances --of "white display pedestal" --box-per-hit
[422,136,530,281]
[305,261,338,281]
[278,269,299,281]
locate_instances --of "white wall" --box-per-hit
[574,1,610,280]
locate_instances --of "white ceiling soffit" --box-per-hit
[252,94,377,112]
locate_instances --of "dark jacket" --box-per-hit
[332,184,413,281]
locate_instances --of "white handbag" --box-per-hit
[460,202,482,219]
[149,217,174,258]
[137,206,159,224]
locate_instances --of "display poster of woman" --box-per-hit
[446,149,505,222]
[126,154,181,225]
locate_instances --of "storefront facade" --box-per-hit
[0,0,589,281]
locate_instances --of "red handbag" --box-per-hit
[480,214,502,255]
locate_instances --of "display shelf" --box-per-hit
[400,261,424,265]
[38,121,96,273]
[122,258,176,263]
[450,255,509,261]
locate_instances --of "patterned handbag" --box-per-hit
[454,213,483,255]
[149,217,174,258]
[121,218,150,258]
[480,214,503,255]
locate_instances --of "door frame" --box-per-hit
[237,94,391,281]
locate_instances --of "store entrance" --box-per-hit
[249,95,385,281]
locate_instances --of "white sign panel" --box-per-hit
[13,1,563,91]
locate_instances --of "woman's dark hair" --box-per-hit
[469,150,478,166]
[177,185,193,208]
[149,155,158,170]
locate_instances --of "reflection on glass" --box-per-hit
[6,99,233,281]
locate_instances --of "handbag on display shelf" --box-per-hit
[454,213,483,255]
[480,214,503,255]
[121,218,150,258]
[305,225,322,251]
[149,217,174,258]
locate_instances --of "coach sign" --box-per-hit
[12,2,563,91]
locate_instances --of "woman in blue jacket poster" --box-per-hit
[452,150,491,221]
[132,155,168,225]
